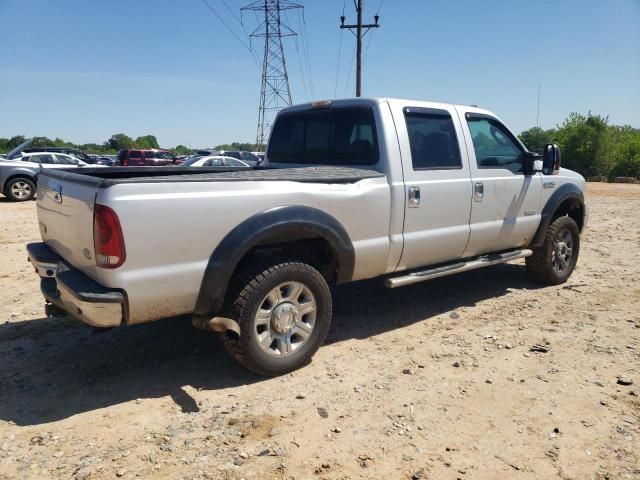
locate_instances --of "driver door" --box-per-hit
[457,108,542,257]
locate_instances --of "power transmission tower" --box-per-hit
[340,0,379,97]
[242,0,302,148]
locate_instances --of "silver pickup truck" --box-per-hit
[27,98,587,375]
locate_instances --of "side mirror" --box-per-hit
[542,144,561,175]
[522,151,542,175]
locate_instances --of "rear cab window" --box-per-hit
[404,107,462,170]
[129,150,142,159]
[268,107,378,165]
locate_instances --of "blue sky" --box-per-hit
[0,0,638,148]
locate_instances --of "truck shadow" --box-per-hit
[0,263,542,426]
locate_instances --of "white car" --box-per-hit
[181,155,250,168]
[10,152,104,168]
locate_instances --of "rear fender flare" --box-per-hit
[194,206,354,316]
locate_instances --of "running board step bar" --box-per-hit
[385,249,533,288]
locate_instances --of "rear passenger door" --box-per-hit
[458,110,542,256]
[391,104,473,270]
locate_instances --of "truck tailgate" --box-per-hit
[36,172,99,277]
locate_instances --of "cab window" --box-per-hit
[467,117,523,173]
[404,109,461,170]
[268,107,378,165]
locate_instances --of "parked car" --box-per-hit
[88,154,117,167]
[23,146,93,163]
[116,149,178,166]
[215,150,261,166]
[27,97,586,376]
[1,152,104,201]
[181,156,250,168]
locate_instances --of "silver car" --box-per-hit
[1,152,103,201]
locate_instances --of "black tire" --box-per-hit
[4,177,36,202]
[526,216,580,285]
[222,259,332,376]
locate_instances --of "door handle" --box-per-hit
[474,182,484,202]
[408,185,420,208]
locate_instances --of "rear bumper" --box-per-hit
[27,242,125,328]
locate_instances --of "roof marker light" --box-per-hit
[312,100,332,108]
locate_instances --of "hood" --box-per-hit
[6,138,34,159]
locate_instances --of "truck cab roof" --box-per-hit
[278,97,494,118]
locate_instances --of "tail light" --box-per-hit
[94,204,126,268]
[123,158,129,166]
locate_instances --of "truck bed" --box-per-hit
[41,166,385,186]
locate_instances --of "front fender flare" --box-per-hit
[529,183,584,247]
[194,205,355,317]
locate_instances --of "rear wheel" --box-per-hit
[5,177,36,202]
[526,216,580,285]
[222,260,332,376]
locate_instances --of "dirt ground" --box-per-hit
[1,183,639,480]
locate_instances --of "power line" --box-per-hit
[334,0,346,98]
[293,35,310,101]
[344,43,356,96]
[297,8,315,98]
[220,0,244,25]
[284,9,310,102]
[362,27,375,92]
[333,26,344,98]
[199,0,255,57]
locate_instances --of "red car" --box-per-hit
[117,149,178,166]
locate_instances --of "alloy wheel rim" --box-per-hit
[11,182,32,199]
[552,228,574,273]
[254,281,316,357]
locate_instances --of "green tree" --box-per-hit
[214,142,260,151]
[560,113,613,176]
[106,133,135,151]
[135,135,160,149]
[172,145,191,155]
[518,127,556,152]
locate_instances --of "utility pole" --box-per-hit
[340,0,379,97]
[242,0,302,149]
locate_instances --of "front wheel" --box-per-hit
[526,216,580,285]
[222,260,332,376]
[5,177,36,202]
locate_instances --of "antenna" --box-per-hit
[536,83,541,128]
